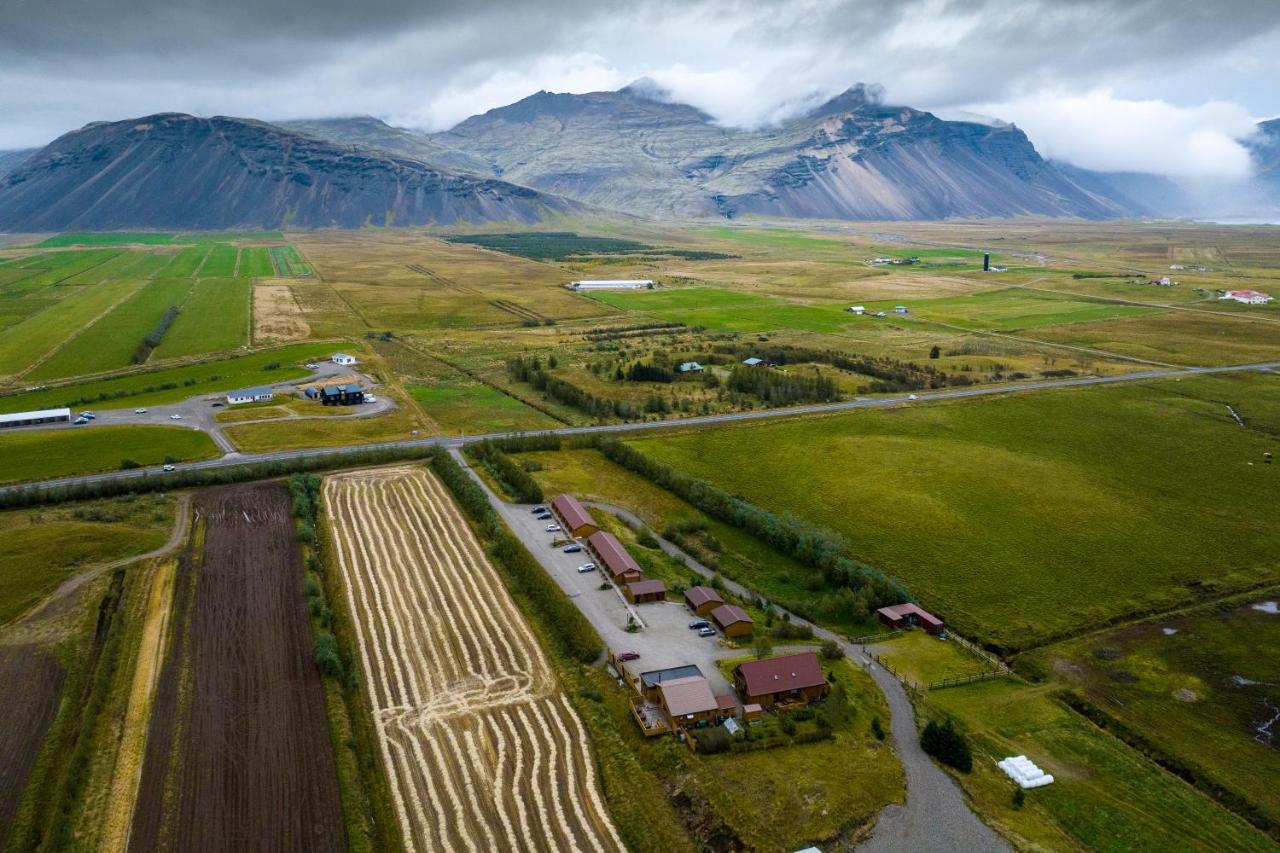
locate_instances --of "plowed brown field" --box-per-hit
[0,645,64,847]
[129,483,345,852]
[326,467,623,852]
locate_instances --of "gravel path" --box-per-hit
[586,500,1010,852]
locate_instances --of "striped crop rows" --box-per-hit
[325,467,622,852]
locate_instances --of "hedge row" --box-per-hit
[430,451,601,663]
[466,441,543,503]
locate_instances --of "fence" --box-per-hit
[849,629,903,644]
[868,637,1010,693]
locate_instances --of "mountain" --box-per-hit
[0,149,36,180]
[277,116,492,176]
[0,114,579,231]
[427,84,1134,220]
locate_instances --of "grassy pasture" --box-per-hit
[879,287,1161,331]
[151,277,251,359]
[1,250,124,291]
[0,493,175,625]
[0,278,144,381]
[409,380,557,434]
[162,245,210,278]
[238,247,275,278]
[117,252,181,279]
[1033,310,1280,366]
[0,425,218,484]
[223,395,426,451]
[28,277,194,379]
[1022,598,1280,828]
[0,342,335,413]
[270,245,311,276]
[588,287,856,333]
[38,233,180,247]
[197,243,239,277]
[632,373,1280,650]
[871,631,995,685]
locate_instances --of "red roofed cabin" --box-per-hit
[684,585,724,616]
[657,676,721,731]
[625,579,667,604]
[586,531,642,584]
[710,604,754,638]
[876,603,944,635]
[550,494,598,538]
[733,652,830,707]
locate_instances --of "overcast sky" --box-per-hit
[2,0,1278,178]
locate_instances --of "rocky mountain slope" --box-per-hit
[0,114,579,231]
[0,149,35,180]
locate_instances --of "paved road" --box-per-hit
[586,500,1009,851]
[3,358,1277,498]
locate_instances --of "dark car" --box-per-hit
[688,619,709,630]
[562,543,583,553]
[531,506,548,514]
[617,651,640,661]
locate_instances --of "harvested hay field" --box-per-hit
[254,283,311,342]
[0,645,64,846]
[326,467,622,852]
[130,483,344,852]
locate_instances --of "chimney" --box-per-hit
[983,253,991,272]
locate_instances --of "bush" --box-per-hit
[779,716,798,736]
[871,716,885,741]
[119,459,141,470]
[1013,787,1025,809]
[467,442,543,503]
[698,726,733,754]
[314,632,344,679]
[820,639,844,660]
[635,528,659,549]
[920,719,973,773]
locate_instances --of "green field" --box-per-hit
[37,233,180,247]
[0,494,175,624]
[588,287,857,333]
[238,247,276,277]
[632,373,1280,650]
[152,277,251,358]
[871,631,995,686]
[163,245,210,277]
[883,287,1160,331]
[28,277,195,379]
[0,342,336,413]
[198,243,239,277]
[0,425,218,484]
[270,245,311,276]
[410,380,558,434]
[0,250,124,291]
[0,278,144,380]
[1034,310,1280,366]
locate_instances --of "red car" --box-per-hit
[617,651,640,662]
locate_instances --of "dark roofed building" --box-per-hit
[710,604,754,638]
[550,494,598,537]
[684,585,724,616]
[587,530,642,583]
[637,664,703,701]
[876,603,944,635]
[733,651,830,707]
[625,579,667,604]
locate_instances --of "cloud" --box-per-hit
[960,92,1259,179]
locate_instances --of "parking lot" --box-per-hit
[493,495,741,695]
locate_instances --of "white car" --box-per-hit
[305,362,318,369]
[544,524,562,532]
[907,394,918,401]
[162,464,176,472]
[135,408,147,414]
[169,413,183,420]
[577,563,597,573]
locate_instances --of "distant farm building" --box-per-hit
[626,579,667,605]
[684,585,724,616]
[742,357,765,367]
[0,407,71,430]
[570,279,654,291]
[658,676,722,730]
[331,352,358,365]
[1221,289,1273,305]
[586,531,642,583]
[226,386,274,405]
[550,494,598,538]
[876,602,945,635]
[312,384,366,406]
[734,652,830,707]
[710,604,754,638]
[847,306,866,315]
[678,361,704,373]
[894,305,908,315]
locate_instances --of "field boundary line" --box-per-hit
[14,277,149,381]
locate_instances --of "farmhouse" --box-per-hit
[226,386,274,405]
[742,357,765,367]
[657,676,721,730]
[710,604,754,638]
[550,494,598,537]
[876,602,945,635]
[894,305,908,315]
[332,353,358,365]
[734,652,830,707]
[0,407,71,430]
[570,279,654,291]
[637,664,704,701]
[317,384,366,406]
[586,531,642,583]
[684,585,724,616]
[678,361,704,373]
[847,306,866,315]
[625,579,667,604]
[1221,289,1273,305]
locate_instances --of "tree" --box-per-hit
[1012,787,1026,809]
[820,639,844,660]
[753,633,774,660]
[547,354,558,368]
[929,345,941,359]
[920,719,973,772]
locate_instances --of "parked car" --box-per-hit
[74,417,89,425]
[134,408,147,414]
[363,394,377,403]
[169,413,183,420]
[162,464,176,472]
[305,362,318,369]
[530,506,548,514]
[211,402,223,407]
[697,627,717,638]
[617,651,640,662]
[562,544,583,553]
[576,563,597,573]
[79,412,95,419]
[544,524,562,532]
[688,619,709,630]
[907,394,918,401]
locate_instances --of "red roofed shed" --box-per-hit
[684,585,724,616]
[710,604,754,638]
[875,603,944,635]
[550,494,598,537]
[625,579,667,604]
[587,531,642,583]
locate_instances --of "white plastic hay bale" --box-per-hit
[999,755,1054,788]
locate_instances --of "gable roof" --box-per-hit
[736,652,826,697]
[587,530,641,578]
[659,676,719,717]
[742,357,763,366]
[684,586,723,609]
[228,386,272,397]
[876,602,944,629]
[551,494,595,532]
[710,604,752,629]
[627,579,666,597]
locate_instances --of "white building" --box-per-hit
[677,362,704,373]
[848,306,866,315]
[227,386,275,405]
[332,353,358,365]
[1221,289,1273,305]
[569,279,654,291]
[0,407,71,429]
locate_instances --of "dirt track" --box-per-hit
[129,483,345,852]
[0,645,64,847]
[326,467,622,852]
